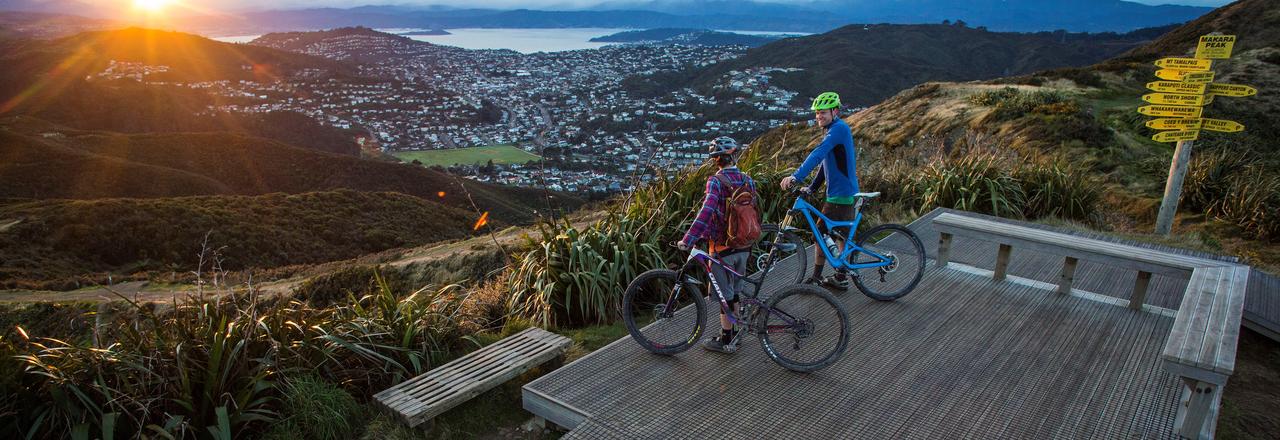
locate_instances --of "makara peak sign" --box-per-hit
[1195,35,1235,59]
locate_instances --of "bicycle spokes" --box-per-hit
[623,270,703,351]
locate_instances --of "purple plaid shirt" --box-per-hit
[681,167,756,249]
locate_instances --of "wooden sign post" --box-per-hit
[1146,33,1255,236]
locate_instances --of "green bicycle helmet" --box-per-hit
[810,92,841,111]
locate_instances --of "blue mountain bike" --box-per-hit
[779,186,926,301]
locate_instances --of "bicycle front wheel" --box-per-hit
[746,224,808,285]
[756,284,849,372]
[851,224,926,301]
[622,268,707,355]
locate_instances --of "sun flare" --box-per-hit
[133,0,171,13]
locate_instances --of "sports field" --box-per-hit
[393,145,542,167]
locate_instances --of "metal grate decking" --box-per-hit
[522,209,1273,439]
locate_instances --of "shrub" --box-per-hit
[1015,162,1101,222]
[968,87,1076,121]
[263,375,362,440]
[5,272,471,439]
[906,154,1027,218]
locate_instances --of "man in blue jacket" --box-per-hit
[780,92,859,290]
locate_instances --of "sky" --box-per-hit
[125,0,1235,12]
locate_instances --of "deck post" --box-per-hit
[1174,377,1219,439]
[1130,271,1152,310]
[1057,256,1078,294]
[937,232,953,267]
[993,244,1012,281]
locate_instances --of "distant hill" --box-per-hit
[0,11,117,39]
[0,28,362,154]
[250,26,474,63]
[590,28,788,47]
[6,27,354,83]
[0,190,479,289]
[0,125,580,224]
[634,22,1178,106]
[596,0,1211,32]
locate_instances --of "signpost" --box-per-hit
[1154,57,1213,71]
[1201,118,1244,133]
[1145,118,1203,130]
[1147,81,1208,95]
[1205,83,1258,97]
[1138,105,1203,118]
[1152,130,1199,143]
[1195,35,1235,59]
[1143,34,1257,236]
[1142,93,1211,106]
[1154,70,1215,83]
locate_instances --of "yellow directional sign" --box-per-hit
[1154,57,1213,71]
[1205,83,1258,97]
[1202,118,1244,133]
[1145,118,1202,130]
[1137,105,1203,118]
[1143,93,1210,106]
[1152,130,1200,143]
[1195,35,1236,59]
[1154,69,1215,83]
[1146,81,1207,95]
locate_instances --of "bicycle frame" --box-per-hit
[780,195,894,271]
[676,248,804,334]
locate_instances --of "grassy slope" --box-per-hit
[0,126,579,225]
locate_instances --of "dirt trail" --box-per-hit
[0,215,598,304]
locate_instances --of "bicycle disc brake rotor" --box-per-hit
[755,252,772,271]
[791,318,814,349]
[652,303,673,319]
[880,251,899,274]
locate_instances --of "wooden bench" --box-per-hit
[1163,265,1250,439]
[374,327,573,428]
[932,212,1251,439]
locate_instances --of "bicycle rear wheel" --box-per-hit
[746,224,808,285]
[851,224,926,301]
[622,268,707,355]
[756,284,849,372]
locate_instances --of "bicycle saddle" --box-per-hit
[854,192,881,199]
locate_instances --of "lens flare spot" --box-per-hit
[473,212,490,231]
[437,191,446,198]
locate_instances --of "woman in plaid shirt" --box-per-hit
[678,136,757,353]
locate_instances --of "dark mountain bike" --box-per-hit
[622,241,850,372]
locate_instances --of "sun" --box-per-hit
[133,0,171,13]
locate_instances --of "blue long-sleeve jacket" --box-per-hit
[793,118,858,203]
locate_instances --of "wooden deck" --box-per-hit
[523,209,1276,439]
